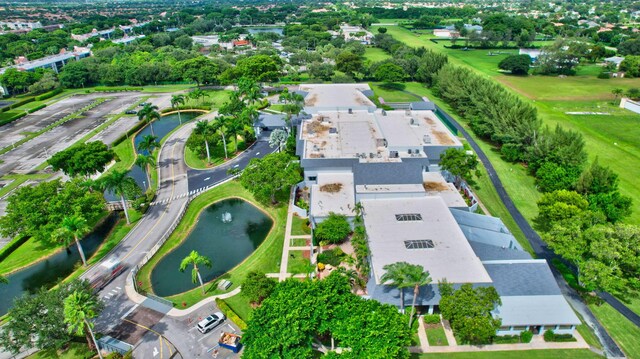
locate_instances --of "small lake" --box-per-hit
[0,215,118,316]
[104,112,200,201]
[150,198,273,297]
[248,27,283,35]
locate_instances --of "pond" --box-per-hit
[248,27,284,35]
[104,112,200,201]
[0,214,118,316]
[149,198,273,297]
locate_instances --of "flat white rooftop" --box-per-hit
[375,109,460,147]
[422,172,467,208]
[311,172,355,218]
[300,83,374,109]
[356,183,425,194]
[362,197,491,285]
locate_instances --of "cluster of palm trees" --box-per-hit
[135,134,161,192]
[381,261,432,328]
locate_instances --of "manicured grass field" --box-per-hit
[287,250,311,275]
[364,47,392,62]
[223,291,253,322]
[370,83,422,102]
[590,303,640,358]
[413,350,602,359]
[27,342,94,359]
[291,214,311,236]
[136,180,287,309]
[425,323,449,346]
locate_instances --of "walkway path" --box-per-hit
[434,104,626,358]
[276,186,314,281]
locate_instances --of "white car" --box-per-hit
[197,312,226,334]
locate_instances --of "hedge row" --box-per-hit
[0,235,29,264]
[110,120,146,147]
[0,112,26,127]
[160,105,210,114]
[215,298,248,330]
[28,104,46,113]
[0,97,34,113]
[543,330,576,342]
[94,86,143,92]
[34,88,63,101]
[423,314,441,324]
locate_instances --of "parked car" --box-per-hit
[138,102,149,107]
[125,110,137,114]
[197,312,226,334]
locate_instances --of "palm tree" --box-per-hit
[137,103,160,137]
[64,290,104,359]
[381,261,432,328]
[137,134,160,155]
[99,170,138,225]
[135,154,155,191]
[612,88,623,100]
[212,117,229,159]
[54,215,90,266]
[238,77,263,105]
[171,94,186,124]
[194,120,214,163]
[179,250,213,295]
[269,129,288,152]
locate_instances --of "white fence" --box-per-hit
[620,97,640,114]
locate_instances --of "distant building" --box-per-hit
[0,21,42,31]
[0,47,91,75]
[191,35,220,47]
[111,35,145,45]
[604,56,625,68]
[331,24,373,45]
[519,48,542,61]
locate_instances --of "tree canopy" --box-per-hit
[241,271,277,306]
[314,212,351,244]
[240,152,301,204]
[498,54,531,75]
[439,148,480,187]
[48,141,115,178]
[242,272,411,358]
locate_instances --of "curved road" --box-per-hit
[86,119,273,358]
[435,105,625,357]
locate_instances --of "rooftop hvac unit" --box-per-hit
[408,149,412,154]
[414,149,420,155]
[348,108,353,114]
[390,151,399,158]
[423,135,432,144]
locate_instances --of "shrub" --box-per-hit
[215,298,248,330]
[27,104,46,113]
[106,352,123,359]
[493,335,520,344]
[314,212,351,244]
[34,88,63,101]
[94,86,143,92]
[543,329,577,342]
[317,248,345,267]
[423,314,441,325]
[520,330,533,343]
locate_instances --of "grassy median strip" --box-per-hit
[135,180,286,309]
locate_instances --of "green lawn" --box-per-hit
[425,323,449,346]
[590,303,640,359]
[223,292,253,323]
[136,180,286,309]
[287,250,311,275]
[369,83,422,103]
[27,342,94,359]
[291,214,311,236]
[184,138,246,170]
[412,350,602,359]
[364,47,392,62]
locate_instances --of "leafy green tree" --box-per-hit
[314,213,351,244]
[535,162,581,192]
[278,88,304,127]
[415,50,448,86]
[48,141,115,178]
[235,55,282,83]
[237,77,263,105]
[439,283,501,345]
[171,94,185,124]
[179,250,213,295]
[620,56,640,78]
[241,271,277,305]
[240,152,301,204]
[374,62,406,83]
[535,190,589,232]
[335,51,363,77]
[99,170,140,225]
[137,103,160,137]
[307,62,335,81]
[0,68,38,94]
[0,179,104,243]
[627,87,640,100]
[178,56,226,87]
[381,262,432,328]
[137,135,160,155]
[377,27,387,34]
[54,215,90,266]
[588,191,632,223]
[135,154,155,191]
[576,158,619,195]
[439,148,480,188]
[28,71,59,94]
[526,125,587,175]
[498,54,531,75]
[0,280,95,353]
[59,61,90,88]
[63,290,103,358]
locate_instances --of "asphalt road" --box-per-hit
[435,105,626,358]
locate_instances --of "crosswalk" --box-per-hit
[103,286,122,300]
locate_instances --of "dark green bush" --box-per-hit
[27,104,47,113]
[317,248,345,267]
[314,212,351,244]
[493,335,520,344]
[215,298,248,330]
[520,330,533,343]
[34,88,63,101]
[423,314,441,324]
[543,329,576,342]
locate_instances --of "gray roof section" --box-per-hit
[469,241,532,261]
[494,296,581,326]
[451,208,511,234]
[410,101,436,111]
[483,260,561,296]
[451,208,523,250]
[353,158,429,185]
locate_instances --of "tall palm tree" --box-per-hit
[179,250,213,295]
[187,90,200,108]
[381,261,432,328]
[211,117,229,159]
[238,77,263,105]
[99,170,138,225]
[137,103,160,137]
[64,290,104,359]
[135,154,155,191]
[137,135,160,155]
[54,215,90,266]
[612,88,623,100]
[194,120,214,163]
[171,94,186,124]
